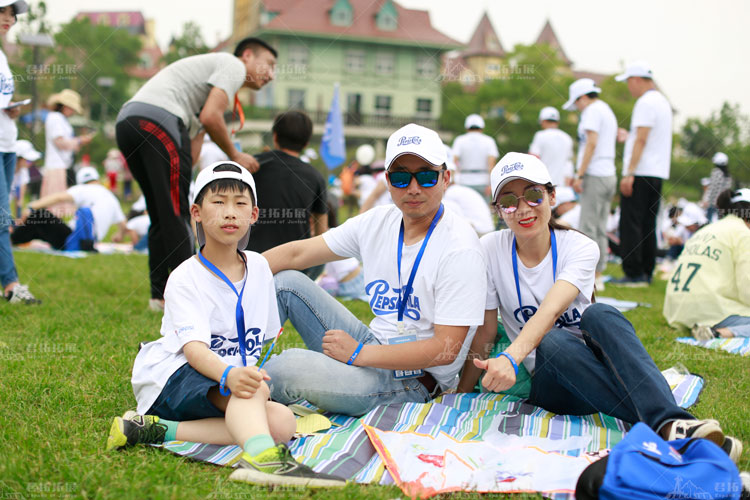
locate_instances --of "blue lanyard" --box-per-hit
[198,250,250,367]
[511,230,557,317]
[397,203,444,323]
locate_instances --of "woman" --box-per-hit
[41,89,94,215]
[0,0,39,304]
[664,188,750,340]
[702,152,732,221]
[457,152,740,462]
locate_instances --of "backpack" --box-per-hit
[576,422,742,500]
[64,207,96,251]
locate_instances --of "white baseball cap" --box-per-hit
[464,114,485,129]
[384,123,447,170]
[677,203,707,227]
[490,152,553,201]
[0,0,29,14]
[712,152,729,166]
[76,166,100,185]
[730,188,750,204]
[563,78,601,111]
[14,139,41,162]
[538,106,560,122]
[615,61,654,82]
[192,161,258,249]
[553,186,577,208]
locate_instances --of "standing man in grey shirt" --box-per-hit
[115,38,276,310]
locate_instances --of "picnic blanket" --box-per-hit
[677,336,750,356]
[595,296,651,312]
[15,240,137,256]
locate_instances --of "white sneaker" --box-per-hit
[595,276,605,292]
[691,324,715,341]
[6,283,41,305]
[664,418,724,446]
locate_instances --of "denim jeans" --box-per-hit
[264,270,430,416]
[0,152,18,288]
[714,315,750,338]
[529,303,693,430]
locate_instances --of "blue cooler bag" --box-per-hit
[576,422,741,500]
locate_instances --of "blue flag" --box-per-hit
[320,84,346,169]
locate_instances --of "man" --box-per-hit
[13,167,127,251]
[614,61,672,286]
[528,106,574,187]
[248,111,328,271]
[451,114,499,197]
[563,78,618,291]
[115,37,276,310]
[262,123,487,416]
[443,145,494,236]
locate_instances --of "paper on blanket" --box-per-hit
[296,414,332,435]
[365,425,598,499]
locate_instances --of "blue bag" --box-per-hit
[576,422,741,500]
[64,207,96,251]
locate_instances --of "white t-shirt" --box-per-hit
[132,252,281,414]
[197,138,229,171]
[0,50,18,152]
[323,204,487,389]
[126,214,150,237]
[481,228,598,372]
[451,132,499,187]
[324,257,360,282]
[44,112,74,170]
[529,128,574,186]
[576,100,617,177]
[129,53,247,138]
[623,90,673,179]
[66,184,126,241]
[444,183,494,235]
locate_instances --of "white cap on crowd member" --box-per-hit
[76,166,100,185]
[14,139,42,162]
[464,114,485,129]
[355,144,375,166]
[563,78,601,111]
[490,152,553,201]
[384,123,447,170]
[712,152,729,166]
[553,186,577,208]
[538,106,560,122]
[677,203,708,227]
[0,0,29,14]
[615,61,654,82]
[730,188,750,204]
[192,161,258,250]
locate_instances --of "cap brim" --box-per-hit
[386,151,445,170]
[614,73,629,82]
[562,98,577,111]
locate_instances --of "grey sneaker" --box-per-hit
[229,443,346,488]
[691,324,716,341]
[106,414,166,451]
[6,284,41,305]
[665,418,724,446]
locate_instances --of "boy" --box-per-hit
[106,162,345,488]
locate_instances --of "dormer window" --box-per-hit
[376,0,397,31]
[330,0,353,27]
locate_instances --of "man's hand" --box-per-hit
[473,356,516,393]
[4,106,20,119]
[620,175,635,198]
[616,128,629,143]
[226,366,270,398]
[572,178,583,194]
[322,329,359,364]
[232,151,260,173]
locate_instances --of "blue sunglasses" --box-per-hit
[387,168,444,188]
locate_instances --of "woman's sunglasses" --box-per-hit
[387,168,444,189]
[495,186,546,214]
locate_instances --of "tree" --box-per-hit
[163,22,209,65]
[680,102,749,159]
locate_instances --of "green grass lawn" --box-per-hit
[1,252,747,499]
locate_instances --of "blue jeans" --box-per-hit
[0,152,18,288]
[529,303,693,430]
[714,315,750,338]
[264,270,430,416]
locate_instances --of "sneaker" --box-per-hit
[664,418,724,447]
[595,275,606,292]
[5,284,41,305]
[740,472,750,500]
[609,274,649,287]
[229,443,346,488]
[721,436,743,465]
[691,324,716,341]
[106,414,166,451]
[148,298,164,312]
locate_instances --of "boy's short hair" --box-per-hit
[233,37,277,58]
[193,162,257,207]
[272,111,313,152]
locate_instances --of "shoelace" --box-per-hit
[137,420,167,444]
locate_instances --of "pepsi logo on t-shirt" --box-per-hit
[366,280,421,321]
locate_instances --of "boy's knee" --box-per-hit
[267,402,296,443]
[274,270,308,291]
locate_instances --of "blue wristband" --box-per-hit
[495,351,519,376]
[347,342,364,366]
[219,365,233,396]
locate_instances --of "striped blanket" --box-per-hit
[677,337,750,356]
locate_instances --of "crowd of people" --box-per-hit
[1,11,746,489]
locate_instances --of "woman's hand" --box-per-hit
[473,355,517,393]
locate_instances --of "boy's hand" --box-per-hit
[226,366,268,398]
[322,329,358,364]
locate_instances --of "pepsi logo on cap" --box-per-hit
[397,136,422,147]
[500,162,524,175]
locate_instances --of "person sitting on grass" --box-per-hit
[664,188,750,341]
[106,162,345,488]
[457,153,742,464]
